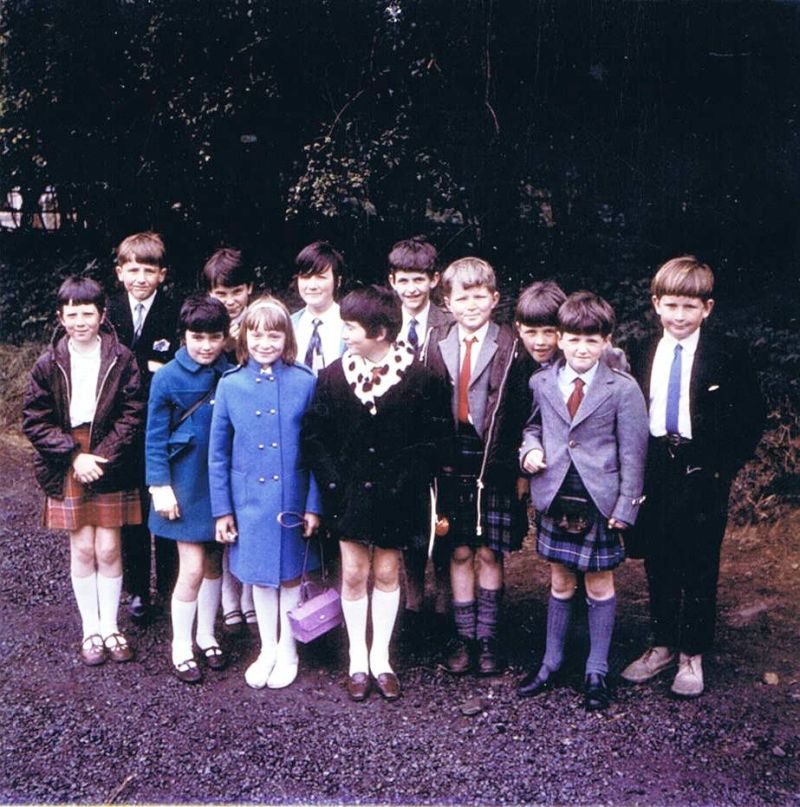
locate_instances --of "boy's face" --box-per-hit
[210,283,253,321]
[116,259,166,301]
[516,323,559,364]
[59,302,103,346]
[297,266,337,314]
[185,330,226,366]
[445,281,499,335]
[343,320,389,363]
[247,326,286,368]
[558,331,610,374]
[652,294,714,341]
[388,270,439,316]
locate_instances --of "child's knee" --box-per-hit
[451,546,474,567]
[95,531,121,568]
[550,565,577,599]
[476,545,501,570]
[585,571,615,600]
[373,555,400,590]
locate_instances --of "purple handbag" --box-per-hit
[287,539,343,644]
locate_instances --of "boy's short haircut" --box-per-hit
[515,280,567,326]
[237,295,297,366]
[115,231,166,267]
[340,285,402,342]
[294,241,344,282]
[57,276,106,315]
[388,236,438,277]
[441,257,497,296]
[650,255,715,300]
[202,248,255,289]
[558,290,616,337]
[179,294,230,336]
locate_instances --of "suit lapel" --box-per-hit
[571,362,613,427]
[438,326,460,384]
[539,366,571,425]
[470,322,499,387]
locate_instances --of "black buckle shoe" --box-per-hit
[517,666,553,698]
[584,672,611,711]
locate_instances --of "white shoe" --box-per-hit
[671,653,704,698]
[245,653,276,689]
[620,646,676,683]
[267,656,298,689]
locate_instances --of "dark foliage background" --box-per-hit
[0,1,798,518]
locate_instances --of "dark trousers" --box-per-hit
[639,438,730,655]
[121,493,178,602]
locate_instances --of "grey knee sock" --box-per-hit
[585,595,616,676]
[476,587,502,640]
[453,599,476,640]
[541,593,574,673]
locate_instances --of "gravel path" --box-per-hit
[1,438,797,805]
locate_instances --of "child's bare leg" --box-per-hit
[69,526,100,639]
[584,570,616,676]
[370,548,401,676]
[196,544,225,662]
[171,542,205,667]
[220,547,243,630]
[340,541,371,676]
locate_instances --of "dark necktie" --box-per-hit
[304,318,322,368]
[458,337,477,423]
[407,318,419,354]
[566,377,585,420]
[665,343,683,434]
[132,302,145,346]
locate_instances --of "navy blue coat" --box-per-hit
[145,346,231,542]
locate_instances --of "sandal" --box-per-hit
[222,609,244,636]
[174,658,202,684]
[104,632,134,663]
[201,644,229,671]
[79,634,107,667]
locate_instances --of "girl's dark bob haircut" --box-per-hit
[179,294,230,336]
[340,285,402,342]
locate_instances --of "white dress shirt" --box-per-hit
[294,303,343,370]
[68,338,102,426]
[558,360,599,403]
[648,328,700,438]
[401,302,430,344]
[457,321,491,377]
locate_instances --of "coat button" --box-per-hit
[328,482,337,490]
[368,447,376,454]
[273,474,280,481]
[259,477,266,483]
[258,444,264,450]
[269,408,277,414]
[364,481,373,490]
[268,376,276,382]
[569,440,578,448]
[271,442,278,448]
[256,410,262,416]
[256,378,262,383]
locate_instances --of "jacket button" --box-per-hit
[273,474,280,481]
[328,482,337,490]
[364,481,373,490]
[258,444,264,450]
[258,477,265,483]
[255,410,261,416]
[256,378,261,383]
[269,408,277,414]
[368,447,376,454]
[271,442,278,448]
[268,376,275,382]
[568,440,578,448]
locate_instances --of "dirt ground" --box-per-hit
[1,434,798,805]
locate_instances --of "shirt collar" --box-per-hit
[402,301,430,328]
[560,359,600,388]
[128,291,156,317]
[660,326,701,356]
[457,321,490,346]
[304,302,340,325]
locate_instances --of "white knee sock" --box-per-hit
[252,584,279,659]
[71,572,100,639]
[171,596,197,666]
[221,552,240,615]
[369,587,400,676]
[97,573,123,638]
[196,576,222,650]
[275,585,300,664]
[341,595,369,676]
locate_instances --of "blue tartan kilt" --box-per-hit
[536,509,625,572]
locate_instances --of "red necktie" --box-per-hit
[458,337,477,423]
[566,377,585,420]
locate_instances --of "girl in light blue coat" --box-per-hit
[209,297,321,690]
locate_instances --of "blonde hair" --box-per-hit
[236,296,297,366]
[115,231,166,267]
[441,257,497,296]
[651,255,714,300]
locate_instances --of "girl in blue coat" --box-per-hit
[146,295,232,683]
[209,296,321,690]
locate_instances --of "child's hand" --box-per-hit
[150,485,180,520]
[229,321,241,341]
[147,360,166,374]
[215,515,238,544]
[302,512,320,538]
[72,452,108,484]
[522,449,547,474]
[516,476,529,501]
[608,517,629,531]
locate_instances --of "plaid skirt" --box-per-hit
[437,425,526,554]
[44,426,142,531]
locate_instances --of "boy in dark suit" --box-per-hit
[621,255,765,697]
[388,236,453,627]
[106,231,179,623]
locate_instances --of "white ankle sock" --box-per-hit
[171,596,197,665]
[252,584,278,660]
[97,574,122,638]
[71,572,100,638]
[341,595,369,676]
[369,587,400,676]
[196,576,222,650]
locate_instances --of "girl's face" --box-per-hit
[210,283,253,321]
[185,330,226,365]
[297,266,337,314]
[58,302,103,346]
[343,321,389,362]
[247,326,287,369]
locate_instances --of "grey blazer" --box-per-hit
[519,360,649,525]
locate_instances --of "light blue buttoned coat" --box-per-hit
[208,358,321,587]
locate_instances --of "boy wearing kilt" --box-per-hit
[518,291,649,710]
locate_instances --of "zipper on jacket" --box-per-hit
[88,356,118,448]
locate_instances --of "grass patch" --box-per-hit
[0,342,45,438]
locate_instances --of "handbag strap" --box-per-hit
[299,535,327,584]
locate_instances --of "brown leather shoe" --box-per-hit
[477,637,502,676]
[201,644,229,671]
[444,637,475,675]
[347,672,371,702]
[174,658,202,684]
[79,634,107,667]
[104,632,134,663]
[374,672,401,701]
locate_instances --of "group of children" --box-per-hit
[22,232,765,710]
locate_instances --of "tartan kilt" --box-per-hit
[536,508,625,572]
[44,425,142,531]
